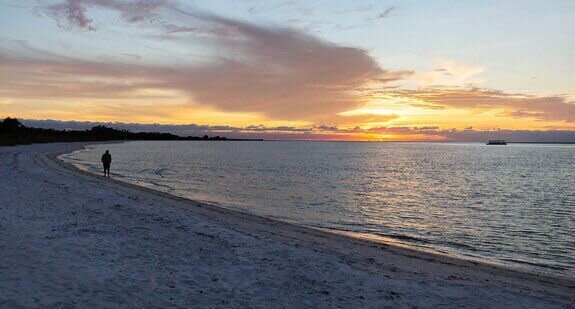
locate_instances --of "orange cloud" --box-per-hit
[2,35,406,123]
[374,88,575,123]
[28,1,414,121]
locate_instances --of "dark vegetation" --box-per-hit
[1,118,260,146]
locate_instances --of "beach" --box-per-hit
[1,143,574,308]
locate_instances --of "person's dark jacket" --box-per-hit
[101,153,112,166]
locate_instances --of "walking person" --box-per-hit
[101,150,112,177]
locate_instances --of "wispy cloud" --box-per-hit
[376,7,396,20]
[9,1,410,121]
[396,88,575,123]
[415,59,484,87]
[42,0,175,31]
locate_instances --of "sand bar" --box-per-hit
[1,143,574,308]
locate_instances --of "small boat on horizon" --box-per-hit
[487,140,507,145]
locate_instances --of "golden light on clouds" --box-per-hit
[1,0,573,142]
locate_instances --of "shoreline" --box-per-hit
[2,142,574,307]
[61,142,574,281]
[54,144,575,288]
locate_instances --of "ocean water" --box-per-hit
[62,141,575,277]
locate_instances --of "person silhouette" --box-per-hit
[101,150,112,177]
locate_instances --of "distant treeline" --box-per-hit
[0,118,260,146]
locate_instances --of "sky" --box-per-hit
[1,0,574,141]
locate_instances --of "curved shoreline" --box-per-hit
[2,142,574,307]
[60,142,574,281]
[54,144,575,286]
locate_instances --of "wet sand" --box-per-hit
[1,143,574,308]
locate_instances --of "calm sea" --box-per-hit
[62,141,575,277]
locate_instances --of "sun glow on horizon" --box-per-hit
[0,0,573,141]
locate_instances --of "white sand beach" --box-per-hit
[1,143,574,308]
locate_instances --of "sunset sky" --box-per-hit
[1,0,574,141]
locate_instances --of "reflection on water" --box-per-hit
[62,141,575,277]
